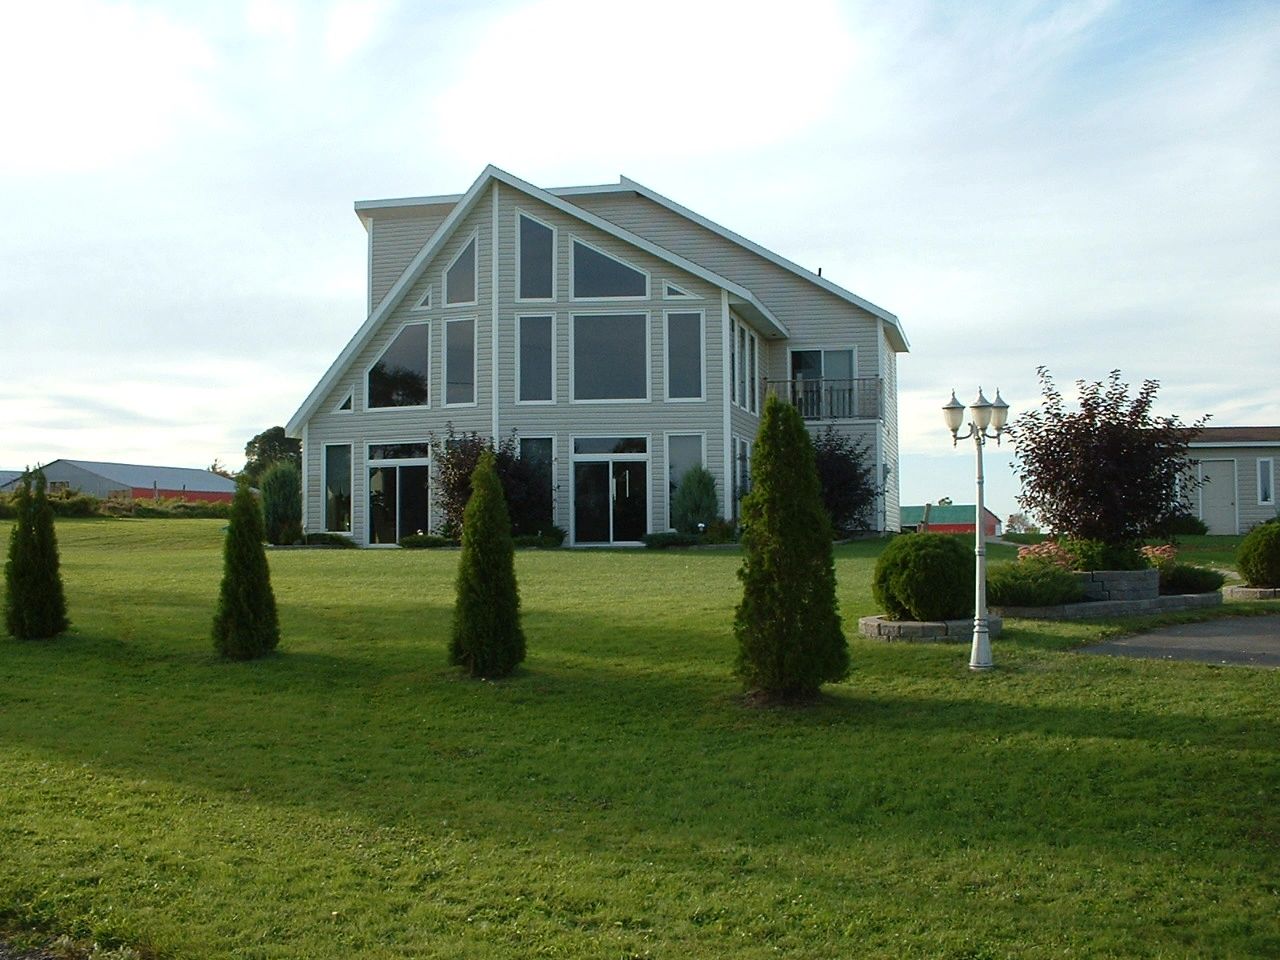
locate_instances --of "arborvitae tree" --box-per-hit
[212,480,280,660]
[734,395,848,700]
[261,461,302,546]
[4,470,70,640]
[450,449,525,678]
[671,466,719,534]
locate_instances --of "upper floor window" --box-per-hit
[1260,458,1275,505]
[665,311,703,401]
[445,318,476,405]
[663,282,693,299]
[518,213,554,300]
[732,319,761,413]
[368,321,430,408]
[572,239,647,299]
[572,313,648,401]
[411,286,432,311]
[445,236,477,305]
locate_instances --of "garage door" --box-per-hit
[1199,460,1237,534]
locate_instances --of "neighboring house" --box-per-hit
[0,470,21,490]
[0,460,237,503]
[287,165,908,546]
[901,503,1001,537]
[1188,426,1280,534]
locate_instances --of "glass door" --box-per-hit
[573,461,611,544]
[612,461,646,543]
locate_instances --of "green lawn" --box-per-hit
[2,520,1278,959]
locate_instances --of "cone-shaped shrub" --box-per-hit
[450,449,525,678]
[734,396,848,700]
[261,461,303,546]
[4,470,70,640]
[212,481,279,659]
[671,466,719,534]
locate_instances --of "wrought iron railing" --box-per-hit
[766,377,883,421]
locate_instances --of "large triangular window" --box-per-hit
[445,236,477,305]
[572,239,647,299]
[368,321,430,408]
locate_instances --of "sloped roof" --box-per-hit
[288,165,787,436]
[901,504,1000,526]
[1190,426,1280,444]
[0,470,21,489]
[59,460,237,493]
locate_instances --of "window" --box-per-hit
[518,213,554,300]
[445,236,477,305]
[572,313,648,401]
[445,318,476,405]
[574,437,646,454]
[663,281,693,299]
[572,239,647,298]
[336,392,352,412]
[368,442,430,459]
[412,286,432,311]
[324,444,351,532]
[517,314,554,403]
[665,311,703,401]
[368,322,430,408]
[736,326,747,407]
[790,347,857,418]
[748,333,758,413]
[733,436,752,520]
[667,433,704,512]
[1260,458,1275,505]
[519,436,555,530]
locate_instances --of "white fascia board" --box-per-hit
[354,192,466,213]
[558,175,910,353]
[1189,442,1280,449]
[287,170,494,436]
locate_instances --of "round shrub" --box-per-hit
[1237,522,1280,587]
[872,533,972,621]
[1158,563,1225,595]
[987,560,1086,607]
[1062,538,1147,571]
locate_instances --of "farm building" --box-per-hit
[0,460,237,503]
[1188,426,1279,534]
[900,503,1001,537]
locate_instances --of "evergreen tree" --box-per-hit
[734,396,848,700]
[671,466,719,534]
[212,481,280,659]
[4,470,70,640]
[450,450,525,678]
[261,461,302,546]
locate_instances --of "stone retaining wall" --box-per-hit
[1074,569,1159,601]
[993,592,1220,621]
[858,615,1003,642]
[1224,585,1280,600]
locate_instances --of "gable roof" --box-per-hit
[1190,426,1280,445]
[0,470,21,489]
[287,165,787,436]
[27,460,237,493]
[900,504,999,527]
[551,176,910,352]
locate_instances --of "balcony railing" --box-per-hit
[767,377,883,421]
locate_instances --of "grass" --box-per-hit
[1,519,1277,959]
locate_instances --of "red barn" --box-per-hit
[2,459,237,503]
[900,503,1001,537]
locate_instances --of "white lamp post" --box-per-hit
[943,387,1010,670]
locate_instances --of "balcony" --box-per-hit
[767,377,883,421]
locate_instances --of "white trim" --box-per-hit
[1258,457,1275,506]
[322,442,353,534]
[515,208,557,303]
[568,434,652,546]
[662,309,705,402]
[663,281,695,300]
[410,285,432,312]
[569,235,650,301]
[443,316,478,407]
[569,311,651,404]
[443,231,479,307]
[1196,458,1240,535]
[721,291,733,521]
[556,174,908,351]
[491,184,501,440]
[365,440,433,547]
[355,192,464,212]
[1189,441,1280,449]
[287,164,787,436]
[366,218,374,316]
[365,319,431,412]
[301,422,309,532]
[516,313,557,405]
[663,430,707,531]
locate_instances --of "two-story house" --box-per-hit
[286,166,909,546]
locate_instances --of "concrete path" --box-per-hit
[1081,615,1280,668]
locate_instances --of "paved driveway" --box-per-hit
[1081,615,1280,668]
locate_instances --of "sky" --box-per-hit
[2,0,1277,523]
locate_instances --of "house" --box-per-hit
[286,166,908,546]
[0,460,237,503]
[900,503,1001,537]
[1188,426,1280,534]
[0,470,21,490]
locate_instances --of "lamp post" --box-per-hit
[943,387,1010,671]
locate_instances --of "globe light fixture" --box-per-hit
[942,386,1011,670]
